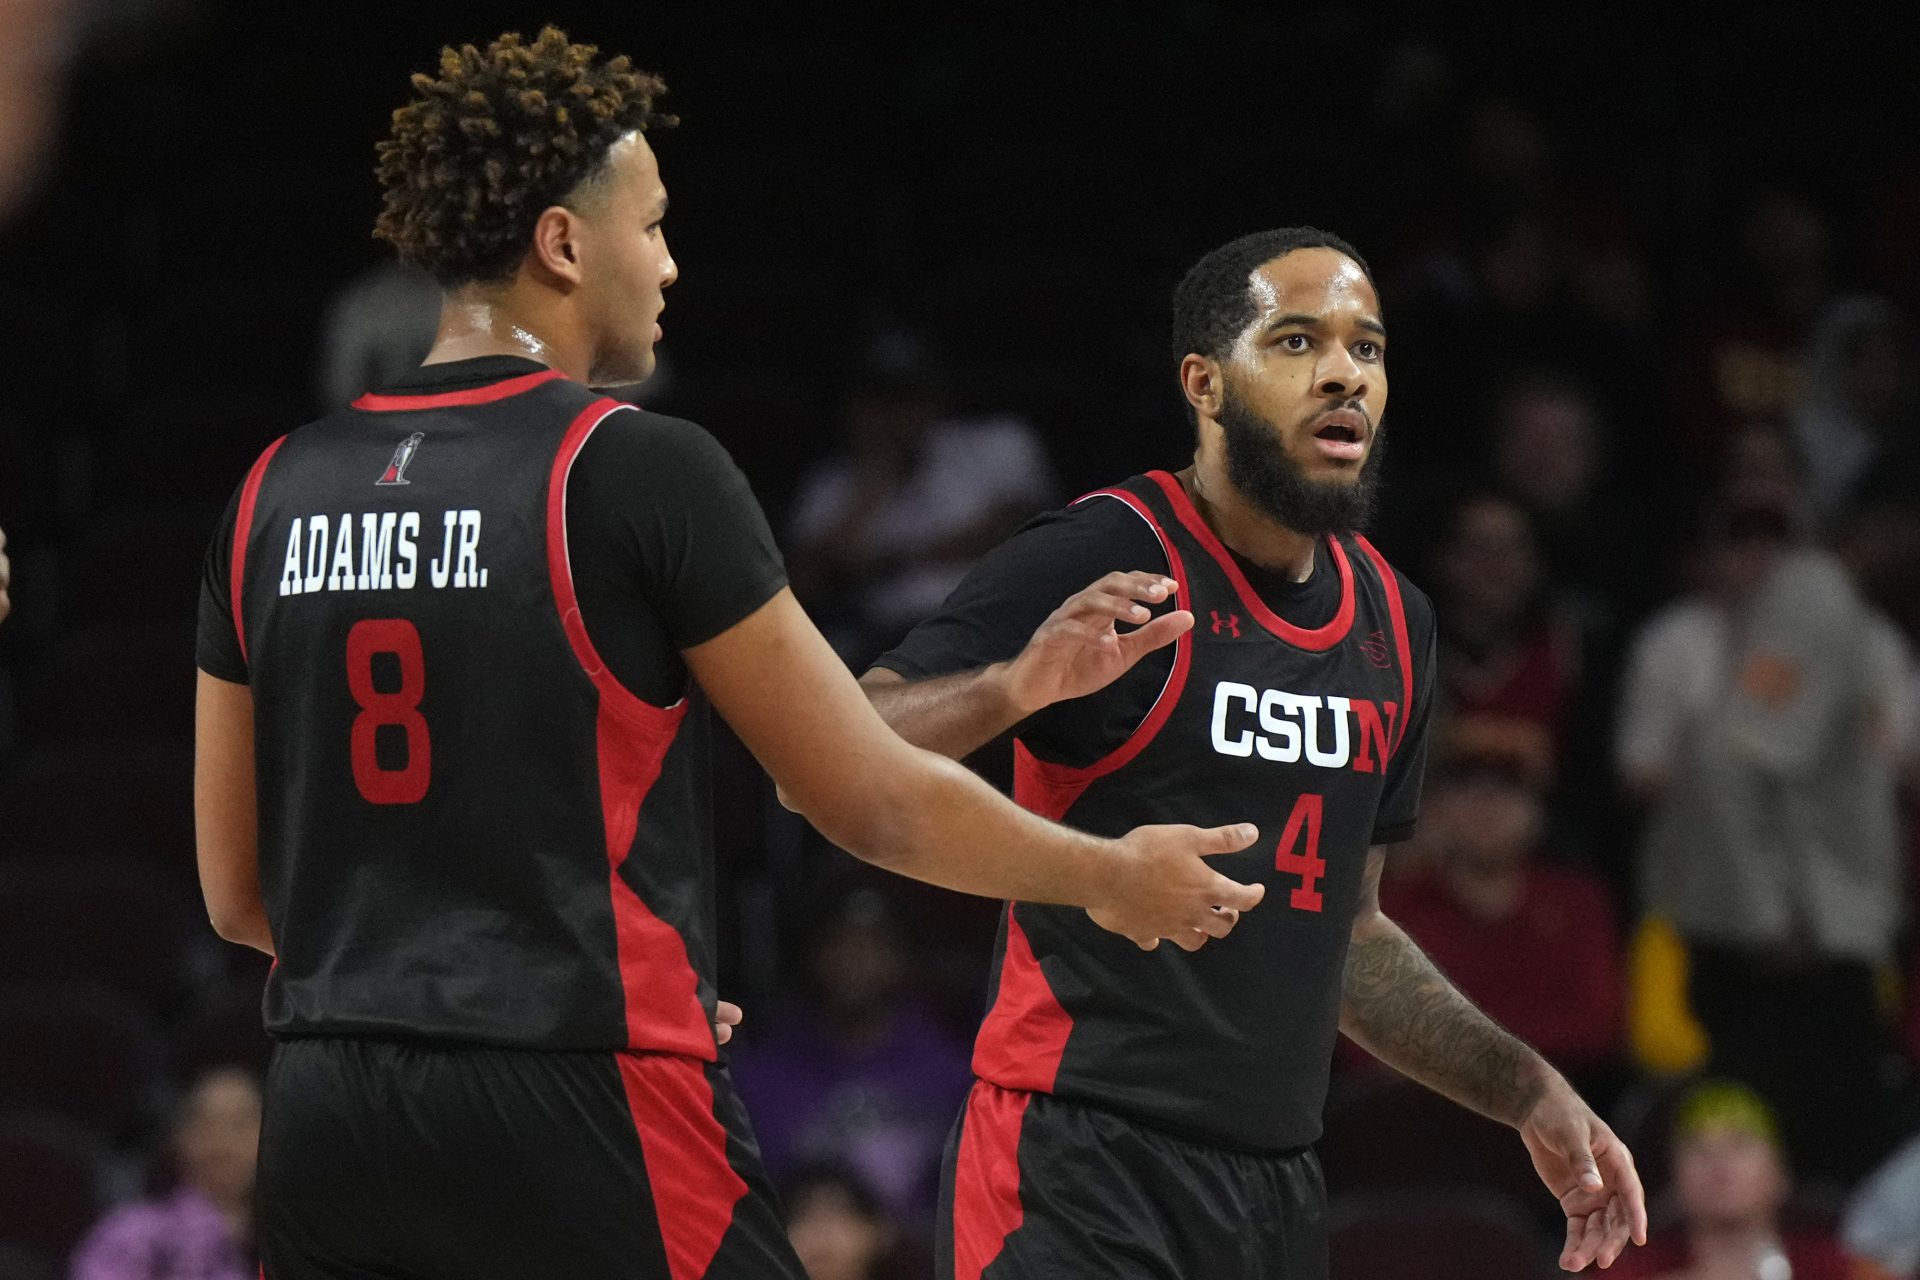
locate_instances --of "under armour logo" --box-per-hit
[1210,610,1241,638]
[376,432,425,486]
[1361,629,1392,668]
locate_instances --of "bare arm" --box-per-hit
[1340,848,1646,1271]
[859,569,1190,760]
[193,670,274,955]
[686,588,1262,947]
[1339,849,1545,1123]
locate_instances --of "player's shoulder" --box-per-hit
[575,405,741,474]
[1350,535,1435,639]
[1015,476,1173,569]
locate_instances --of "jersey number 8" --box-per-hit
[346,618,431,805]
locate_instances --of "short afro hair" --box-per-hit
[374,26,673,287]
[1170,227,1374,365]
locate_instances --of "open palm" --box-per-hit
[1002,571,1192,713]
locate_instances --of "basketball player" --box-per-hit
[192,29,1265,1279]
[863,228,1649,1277]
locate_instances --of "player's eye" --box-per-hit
[1280,334,1311,352]
[1355,341,1382,360]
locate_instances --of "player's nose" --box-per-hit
[1315,347,1368,399]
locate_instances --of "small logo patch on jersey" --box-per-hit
[1361,629,1392,668]
[376,432,425,486]
[1210,610,1241,638]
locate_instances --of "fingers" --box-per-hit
[1188,823,1264,912]
[1560,1207,1606,1271]
[1194,823,1261,856]
[1053,573,1179,625]
[1595,1136,1648,1245]
[712,999,744,1045]
[1195,906,1239,939]
[1591,1196,1633,1269]
[1115,610,1194,658]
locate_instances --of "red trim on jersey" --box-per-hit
[971,904,1074,1091]
[950,1080,1033,1280]
[351,368,564,412]
[229,435,288,666]
[1353,535,1415,753]
[549,398,712,1057]
[616,1052,748,1280]
[1146,469,1356,650]
[547,399,687,727]
[596,699,708,1057]
[1009,486,1193,813]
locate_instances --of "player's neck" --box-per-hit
[422,287,592,383]
[1177,460,1318,583]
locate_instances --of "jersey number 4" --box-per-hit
[1275,793,1327,912]
[346,618,431,805]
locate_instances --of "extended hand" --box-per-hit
[713,1000,743,1046]
[1000,571,1191,714]
[1088,822,1265,952]
[1519,1079,1647,1271]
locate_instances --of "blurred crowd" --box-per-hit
[2,8,1920,1280]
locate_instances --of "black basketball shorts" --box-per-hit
[259,1036,805,1280]
[936,1080,1328,1280]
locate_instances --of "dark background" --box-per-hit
[2,3,1918,1276]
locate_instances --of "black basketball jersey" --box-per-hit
[225,368,721,1058]
[970,470,1432,1151]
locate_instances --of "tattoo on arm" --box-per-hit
[1340,851,1548,1126]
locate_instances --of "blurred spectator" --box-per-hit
[729,888,972,1225]
[1845,1130,1920,1280]
[1489,371,1655,618]
[784,1165,909,1280]
[67,1066,260,1280]
[314,261,441,411]
[1607,1081,1858,1280]
[1616,440,1914,1181]
[1431,491,1584,781]
[787,329,1056,666]
[1790,295,1919,528]
[1677,191,1835,450]
[1381,748,1624,1087]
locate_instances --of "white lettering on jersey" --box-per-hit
[1211,681,1258,757]
[395,512,420,589]
[428,510,456,589]
[268,509,489,595]
[278,519,305,596]
[1211,680,1358,770]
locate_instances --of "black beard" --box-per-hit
[1217,384,1384,535]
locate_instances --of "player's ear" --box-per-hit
[1180,354,1222,420]
[528,205,586,287]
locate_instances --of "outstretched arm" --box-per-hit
[860,569,1188,760]
[1339,849,1646,1272]
[687,588,1262,949]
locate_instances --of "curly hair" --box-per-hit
[1170,227,1373,365]
[373,27,674,287]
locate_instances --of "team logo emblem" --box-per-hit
[376,432,425,486]
[1361,629,1392,668]
[1210,610,1241,638]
